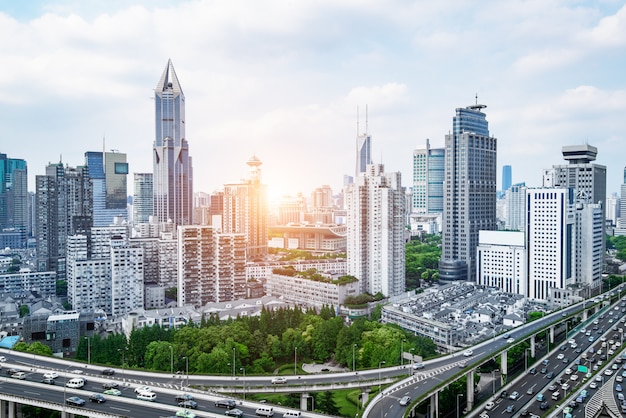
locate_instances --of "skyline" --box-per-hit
[1,1,626,200]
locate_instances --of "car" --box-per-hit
[41,377,56,385]
[547,372,554,378]
[527,387,534,395]
[66,396,86,407]
[614,364,620,370]
[536,394,545,402]
[70,369,84,374]
[485,401,495,410]
[509,391,519,400]
[458,361,467,368]
[570,374,579,381]
[542,359,550,366]
[548,384,557,391]
[500,390,509,398]
[135,386,152,394]
[540,367,547,374]
[479,413,489,418]
[507,338,515,343]
[575,347,582,353]
[6,368,21,376]
[528,367,536,375]
[216,399,236,409]
[224,409,244,417]
[176,411,196,418]
[590,381,598,389]
[89,394,106,404]
[505,405,515,413]
[413,362,424,369]
[399,396,411,406]
[606,369,614,376]
[463,349,473,357]
[557,353,565,360]
[563,357,569,363]
[103,388,121,396]
[43,372,58,379]
[562,383,571,391]
[101,368,115,376]
[11,372,27,380]
[596,375,603,382]
[0,356,6,362]
[103,382,119,389]
[617,384,623,392]
[179,400,198,409]
[176,394,195,402]
[540,402,549,410]
[502,333,511,339]
[620,393,626,401]
[271,376,287,384]
[560,344,567,351]
[565,368,573,375]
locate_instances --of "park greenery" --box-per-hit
[607,235,626,262]
[405,234,441,290]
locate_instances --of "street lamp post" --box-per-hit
[378,361,386,394]
[353,344,357,372]
[492,369,500,396]
[294,347,298,376]
[525,348,531,371]
[456,393,464,418]
[232,347,236,378]
[85,336,91,365]
[169,345,174,375]
[184,356,189,388]
[240,367,246,400]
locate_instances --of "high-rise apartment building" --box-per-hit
[36,161,92,280]
[505,183,527,232]
[412,139,444,214]
[110,236,144,316]
[606,193,619,227]
[346,163,406,297]
[177,225,246,307]
[439,104,497,282]
[133,173,153,223]
[0,153,28,248]
[86,151,128,226]
[615,169,626,236]
[153,59,193,226]
[223,156,268,260]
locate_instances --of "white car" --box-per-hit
[507,338,515,343]
[70,369,84,374]
[43,372,59,379]
[557,353,565,360]
[484,401,495,411]
[590,381,598,389]
[570,374,579,381]
[463,349,473,357]
[0,356,6,362]
[134,386,152,394]
[271,376,287,384]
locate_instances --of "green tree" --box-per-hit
[316,391,341,416]
[19,304,29,317]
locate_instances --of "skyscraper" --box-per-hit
[439,103,497,282]
[133,173,153,223]
[153,59,193,226]
[501,165,512,193]
[356,132,371,176]
[0,153,28,248]
[223,156,268,259]
[346,163,406,297]
[36,161,92,279]
[412,139,444,214]
[86,150,128,226]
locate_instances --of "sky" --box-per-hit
[1,0,626,201]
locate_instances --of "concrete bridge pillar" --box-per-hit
[530,335,536,358]
[500,350,508,376]
[7,403,14,418]
[0,400,6,418]
[300,393,309,411]
[550,325,555,345]
[466,369,474,410]
[429,391,438,418]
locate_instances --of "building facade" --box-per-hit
[0,154,28,248]
[476,231,526,294]
[412,139,444,214]
[133,173,153,224]
[153,59,193,226]
[85,151,128,226]
[440,104,498,282]
[222,156,268,260]
[346,163,406,297]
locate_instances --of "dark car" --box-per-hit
[102,382,119,389]
[175,394,195,403]
[66,396,86,407]
[540,367,547,374]
[41,377,56,385]
[546,372,554,379]
[528,367,536,375]
[224,409,244,417]
[6,368,21,376]
[215,399,236,409]
[562,357,569,363]
[89,394,106,404]
[101,369,115,376]
[500,390,509,398]
[178,400,198,409]
[540,402,549,410]
[505,405,515,413]
[560,345,567,351]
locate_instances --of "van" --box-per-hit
[256,406,274,416]
[66,378,85,389]
[136,391,157,402]
[283,412,301,418]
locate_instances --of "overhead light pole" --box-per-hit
[294,347,298,376]
[353,344,357,372]
[232,347,236,378]
[169,345,174,376]
[240,367,246,400]
[84,336,91,365]
[456,394,464,418]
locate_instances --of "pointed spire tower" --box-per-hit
[153,59,193,225]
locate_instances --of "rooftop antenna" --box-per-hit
[469,93,487,112]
